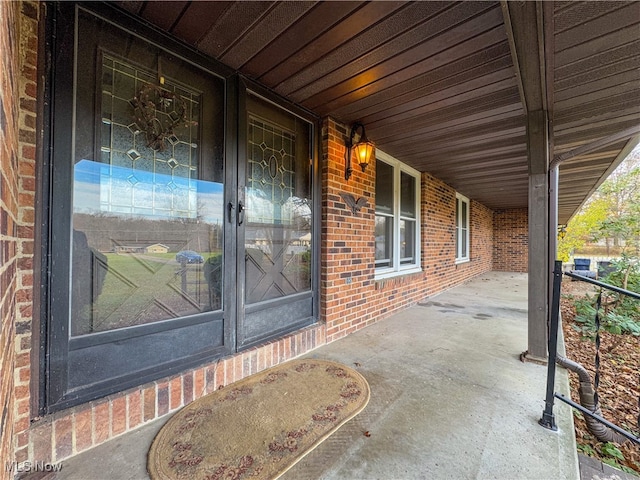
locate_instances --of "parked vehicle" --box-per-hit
[175,250,204,264]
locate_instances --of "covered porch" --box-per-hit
[2,1,639,477]
[47,272,579,479]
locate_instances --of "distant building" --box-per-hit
[113,245,145,254]
[145,243,170,254]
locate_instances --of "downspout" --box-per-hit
[556,355,629,444]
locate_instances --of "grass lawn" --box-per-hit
[73,253,213,335]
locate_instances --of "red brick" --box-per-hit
[233,355,243,383]
[182,372,193,404]
[170,377,182,410]
[142,386,156,422]
[127,391,142,430]
[16,430,29,449]
[74,408,93,453]
[93,402,110,444]
[215,362,226,390]
[53,416,73,461]
[16,397,29,416]
[194,368,205,400]
[15,446,28,464]
[111,396,127,435]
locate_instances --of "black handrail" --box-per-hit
[564,270,640,300]
[540,260,640,445]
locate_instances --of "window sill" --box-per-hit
[455,258,470,265]
[375,266,423,282]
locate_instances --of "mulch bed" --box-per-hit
[561,280,640,474]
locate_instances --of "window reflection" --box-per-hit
[71,160,224,336]
[70,54,225,336]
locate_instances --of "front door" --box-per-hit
[45,6,316,412]
[236,91,316,348]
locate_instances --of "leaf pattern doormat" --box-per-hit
[147,359,370,480]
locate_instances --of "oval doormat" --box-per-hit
[147,359,370,480]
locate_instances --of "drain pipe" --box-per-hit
[556,355,629,444]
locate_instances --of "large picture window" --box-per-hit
[375,151,421,277]
[455,193,470,262]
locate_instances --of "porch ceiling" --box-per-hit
[114,0,640,223]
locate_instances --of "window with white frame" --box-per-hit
[375,150,421,276]
[455,193,470,262]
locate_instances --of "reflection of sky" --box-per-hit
[73,159,224,224]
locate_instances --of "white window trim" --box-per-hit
[455,192,470,264]
[375,149,421,279]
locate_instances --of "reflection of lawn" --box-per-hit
[76,253,209,335]
[145,251,222,260]
[145,252,177,260]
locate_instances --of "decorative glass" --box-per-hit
[245,113,312,304]
[70,54,225,336]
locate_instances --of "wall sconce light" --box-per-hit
[345,122,375,181]
[557,224,567,240]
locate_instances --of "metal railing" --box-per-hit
[539,260,640,445]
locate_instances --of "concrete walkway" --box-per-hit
[36,272,580,480]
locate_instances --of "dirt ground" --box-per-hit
[561,280,640,475]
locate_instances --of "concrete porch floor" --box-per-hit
[39,272,582,480]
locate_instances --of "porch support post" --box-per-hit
[503,0,554,363]
[527,110,550,362]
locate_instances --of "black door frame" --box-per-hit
[42,2,238,413]
[39,3,320,414]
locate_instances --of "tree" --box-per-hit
[557,197,609,262]
[593,160,640,256]
[558,146,640,260]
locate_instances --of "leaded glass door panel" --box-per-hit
[47,6,233,410]
[237,92,315,348]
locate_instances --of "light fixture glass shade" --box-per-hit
[353,140,375,172]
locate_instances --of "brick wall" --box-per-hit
[1,2,20,477]
[421,174,494,293]
[321,119,495,342]
[493,208,528,272]
[321,118,377,342]
[12,1,40,468]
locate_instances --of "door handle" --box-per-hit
[228,202,235,223]
[238,201,245,226]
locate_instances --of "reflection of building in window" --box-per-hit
[145,243,169,254]
[99,54,202,219]
[245,228,311,257]
[113,245,145,254]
